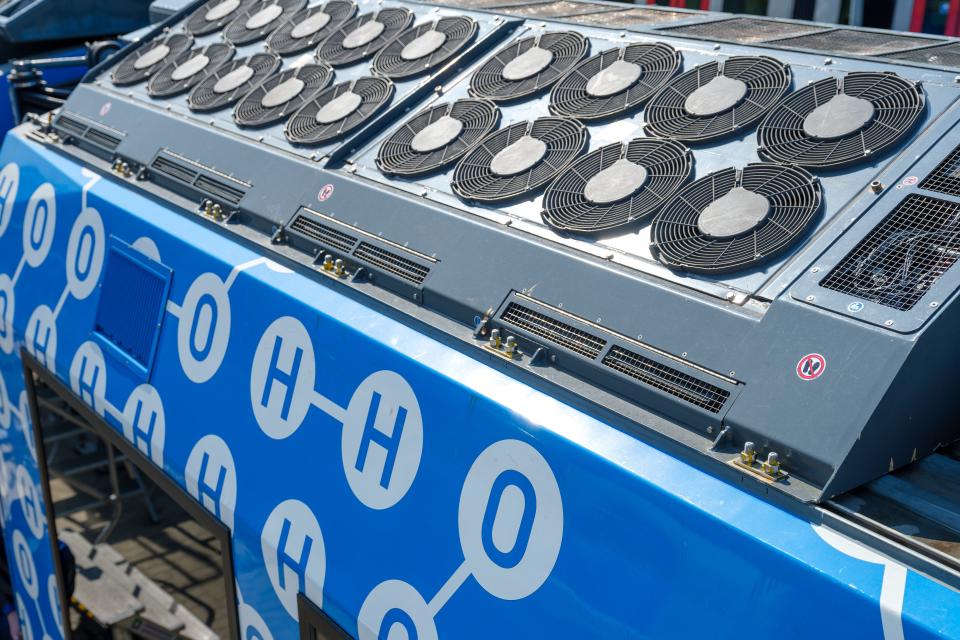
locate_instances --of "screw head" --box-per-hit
[930,301,939,308]
[806,295,815,302]
[884,319,894,326]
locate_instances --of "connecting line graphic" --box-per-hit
[166,257,279,318]
[427,561,471,616]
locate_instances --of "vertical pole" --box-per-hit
[909,0,926,32]
[891,0,914,30]
[946,0,960,35]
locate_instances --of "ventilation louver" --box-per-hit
[234,63,333,127]
[148,43,235,97]
[757,72,924,170]
[650,163,821,274]
[371,17,478,80]
[377,99,499,177]
[266,1,356,56]
[660,17,827,44]
[285,76,393,145]
[542,137,692,235]
[820,194,960,311]
[468,32,588,103]
[188,53,280,112]
[549,43,680,121]
[224,0,306,45]
[316,8,413,67]
[451,117,587,203]
[644,56,790,143]
[112,33,193,86]
[500,302,606,358]
[185,0,251,36]
[920,142,960,197]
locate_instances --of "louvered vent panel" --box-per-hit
[771,28,940,55]
[352,242,430,285]
[500,303,606,358]
[602,346,730,414]
[151,155,197,183]
[194,175,245,205]
[885,42,960,67]
[84,128,121,151]
[288,214,357,253]
[56,115,88,137]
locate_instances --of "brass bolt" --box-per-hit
[322,254,334,271]
[504,336,517,357]
[334,258,345,276]
[762,451,781,477]
[211,203,222,220]
[740,441,756,466]
[488,328,501,349]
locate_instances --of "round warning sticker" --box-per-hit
[796,353,826,381]
[318,184,334,202]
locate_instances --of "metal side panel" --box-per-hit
[2,127,960,639]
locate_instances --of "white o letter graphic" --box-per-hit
[65,207,105,300]
[23,183,56,268]
[0,162,20,238]
[177,273,231,383]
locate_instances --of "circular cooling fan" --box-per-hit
[148,43,235,97]
[185,0,252,36]
[650,163,822,274]
[112,32,193,86]
[376,99,499,176]
[469,32,588,103]
[757,72,925,170]
[234,63,333,127]
[188,52,280,112]
[266,1,357,56]
[371,17,478,80]
[224,0,306,45]
[549,43,680,121]
[644,56,791,143]
[542,138,692,235]
[285,76,394,144]
[316,8,413,67]
[451,117,588,203]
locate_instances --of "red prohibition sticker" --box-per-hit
[796,353,826,381]
[318,184,334,202]
[901,175,919,187]
[99,101,112,117]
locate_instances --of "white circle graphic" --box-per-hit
[0,163,20,238]
[358,580,437,640]
[250,316,315,439]
[177,273,231,383]
[25,305,57,374]
[122,384,166,467]
[238,601,274,640]
[48,573,63,638]
[13,528,39,599]
[65,207,105,300]
[23,183,56,268]
[69,341,107,416]
[131,236,161,261]
[16,466,44,539]
[261,499,325,618]
[458,439,563,601]
[186,434,237,531]
[341,370,422,510]
[16,593,33,640]
[0,369,9,430]
[0,273,14,354]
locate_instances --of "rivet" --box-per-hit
[806,295,815,302]
[884,319,894,326]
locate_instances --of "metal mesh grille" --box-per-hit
[500,303,606,358]
[820,195,960,311]
[660,17,827,43]
[353,242,430,284]
[151,155,197,184]
[195,175,244,205]
[602,346,729,413]
[565,7,685,26]
[288,214,357,252]
[497,1,612,18]
[55,114,87,137]
[885,42,960,67]
[84,128,121,151]
[771,28,940,55]
[920,143,960,197]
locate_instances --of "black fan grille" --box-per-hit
[757,72,924,170]
[819,195,960,311]
[112,33,193,86]
[316,8,413,67]
[651,163,821,274]
[224,0,306,45]
[542,138,692,235]
[234,63,333,127]
[148,43,235,97]
[451,117,588,203]
[188,53,280,112]
[643,56,791,143]
[285,76,393,144]
[468,32,588,103]
[549,43,680,121]
[266,1,357,56]
[371,17,478,80]
[185,0,252,36]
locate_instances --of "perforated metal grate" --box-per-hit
[885,42,960,68]
[500,303,606,358]
[195,175,245,204]
[820,195,960,311]
[660,17,827,44]
[497,1,613,18]
[771,28,940,55]
[566,7,685,26]
[151,155,197,184]
[920,143,960,197]
[288,214,357,252]
[353,242,430,284]
[602,346,729,413]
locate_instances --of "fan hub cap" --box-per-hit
[684,75,748,117]
[502,46,554,82]
[261,77,305,108]
[134,44,170,70]
[205,0,240,21]
[316,91,363,124]
[586,60,642,98]
[411,115,463,153]
[343,20,385,49]
[291,11,331,38]
[490,135,547,176]
[171,54,210,81]
[401,29,448,61]
[214,65,254,93]
[697,187,770,239]
[802,93,875,140]
[246,4,283,29]
[584,159,648,205]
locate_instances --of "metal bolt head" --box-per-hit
[810,266,820,273]
[323,254,333,270]
[806,295,815,302]
[766,452,779,464]
[743,441,755,454]
[930,301,939,308]
[884,319,894,326]
[869,180,883,193]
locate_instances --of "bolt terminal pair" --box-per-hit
[741,442,781,478]
[487,329,517,357]
[322,254,346,276]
